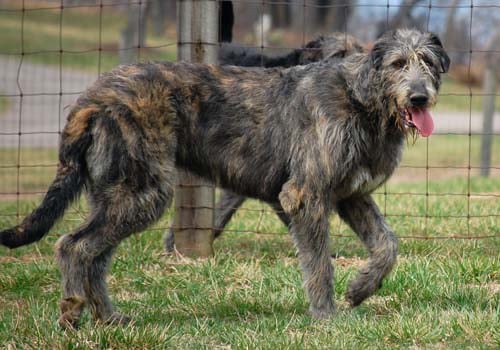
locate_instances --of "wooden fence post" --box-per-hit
[174,0,218,257]
[480,35,499,177]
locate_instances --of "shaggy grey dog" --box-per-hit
[0,29,449,328]
[164,32,365,252]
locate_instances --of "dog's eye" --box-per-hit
[391,59,406,69]
[422,57,434,67]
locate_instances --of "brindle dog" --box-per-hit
[164,32,365,251]
[0,29,449,328]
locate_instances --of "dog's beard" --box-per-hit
[394,113,419,144]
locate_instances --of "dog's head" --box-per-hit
[370,29,450,137]
[301,33,365,64]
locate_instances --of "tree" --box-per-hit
[377,0,425,37]
[119,1,150,64]
[321,0,354,32]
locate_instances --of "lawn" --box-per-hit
[436,76,500,113]
[0,176,498,349]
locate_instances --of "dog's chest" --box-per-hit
[339,139,402,197]
[346,168,387,195]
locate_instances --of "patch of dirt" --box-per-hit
[469,193,500,199]
[0,253,45,263]
[468,282,500,295]
[391,168,470,183]
[408,342,448,350]
[161,249,213,266]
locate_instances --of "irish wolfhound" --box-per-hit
[219,32,364,67]
[0,29,449,328]
[164,32,365,251]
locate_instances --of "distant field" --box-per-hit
[436,76,500,113]
[0,3,499,114]
[0,96,8,113]
[0,2,177,72]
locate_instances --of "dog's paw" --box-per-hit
[345,287,367,307]
[345,281,377,307]
[58,296,86,329]
[346,274,384,307]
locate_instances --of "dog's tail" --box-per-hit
[0,106,95,249]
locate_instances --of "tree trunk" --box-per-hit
[378,0,424,36]
[324,1,353,32]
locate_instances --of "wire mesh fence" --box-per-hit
[0,0,498,244]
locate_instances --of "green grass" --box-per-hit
[0,175,498,349]
[0,96,8,113]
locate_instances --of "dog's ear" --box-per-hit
[428,33,450,73]
[301,38,324,63]
[371,31,394,70]
[370,40,386,70]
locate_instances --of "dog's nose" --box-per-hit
[410,93,428,107]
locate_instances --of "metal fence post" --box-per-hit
[174,0,218,257]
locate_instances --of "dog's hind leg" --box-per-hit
[56,182,172,328]
[56,215,103,329]
[55,113,175,328]
[337,195,399,306]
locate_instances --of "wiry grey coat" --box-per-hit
[0,29,450,327]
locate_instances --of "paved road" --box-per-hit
[0,56,499,148]
[0,56,98,148]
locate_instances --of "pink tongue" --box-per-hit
[410,108,434,137]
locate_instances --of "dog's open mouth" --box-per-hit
[399,108,434,137]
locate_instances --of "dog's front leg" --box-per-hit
[337,195,399,306]
[279,180,335,318]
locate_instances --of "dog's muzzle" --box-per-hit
[397,82,435,137]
